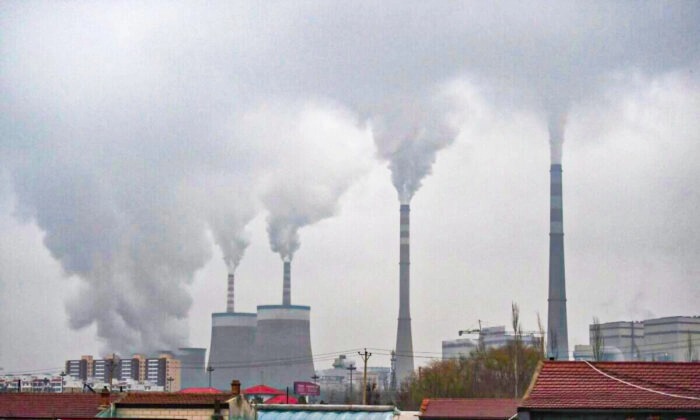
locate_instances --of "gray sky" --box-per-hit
[1,1,699,373]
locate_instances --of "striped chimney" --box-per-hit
[394,204,414,385]
[283,260,291,306]
[226,273,235,312]
[547,164,569,360]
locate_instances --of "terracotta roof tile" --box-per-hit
[0,393,119,418]
[420,398,520,419]
[521,361,700,410]
[117,391,234,406]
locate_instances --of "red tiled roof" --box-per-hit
[521,361,700,411]
[420,398,520,419]
[243,384,285,395]
[0,393,119,418]
[116,392,234,407]
[264,395,299,404]
[179,387,226,394]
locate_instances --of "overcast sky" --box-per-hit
[1,1,699,374]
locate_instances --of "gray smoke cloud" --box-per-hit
[256,102,373,261]
[371,91,461,204]
[1,1,698,355]
[205,184,256,272]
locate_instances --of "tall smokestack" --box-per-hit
[226,273,235,313]
[283,260,291,306]
[547,164,569,360]
[395,204,414,385]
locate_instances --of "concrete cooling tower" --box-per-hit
[176,347,207,389]
[207,312,257,389]
[253,304,314,389]
[547,163,569,360]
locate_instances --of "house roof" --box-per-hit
[243,384,285,395]
[521,361,700,411]
[420,398,520,419]
[115,391,234,408]
[256,404,397,420]
[179,387,226,394]
[0,392,120,418]
[264,395,298,404]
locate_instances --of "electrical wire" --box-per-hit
[583,360,700,401]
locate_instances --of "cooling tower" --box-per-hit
[253,305,314,389]
[207,312,257,389]
[176,347,207,389]
[547,163,569,360]
[395,204,414,385]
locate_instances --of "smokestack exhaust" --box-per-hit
[227,273,235,313]
[395,204,414,385]
[283,260,291,306]
[547,163,569,360]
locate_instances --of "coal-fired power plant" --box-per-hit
[207,273,257,389]
[547,163,569,360]
[395,204,414,385]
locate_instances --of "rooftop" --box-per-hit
[116,392,234,408]
[521,361,700,411]
[419,398,519,419]
[0,392,120,418]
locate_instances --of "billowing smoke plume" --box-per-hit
[372,92,460,204]
[255,102,373,261]
[205,184,257,272]
[1,1,698,357]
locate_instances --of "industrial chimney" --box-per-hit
[547,164,569,360]
[227,273,235,312]
[283,260,291,306]
[394,204,414,385]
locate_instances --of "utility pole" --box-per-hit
[207,366,215,388]
[346,364,356,403]
[358,349,372,405]
[167,376,174,392]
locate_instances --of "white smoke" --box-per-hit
[1,1,698,355]
[247,101,374,261]
[371,90,461,204]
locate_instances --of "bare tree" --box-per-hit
[591,317,604,361]
[511,302,522,398]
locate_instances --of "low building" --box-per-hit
[419,398,520,420]
[0,392,119,418]
[518,360,700,419]
[107,391,234,420]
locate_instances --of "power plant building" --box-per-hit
[574,315,700,362]
[442,326,542,360]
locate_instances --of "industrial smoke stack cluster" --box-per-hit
[395,204,414,384]
[208,261,314,390]
[547,163,569,360]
